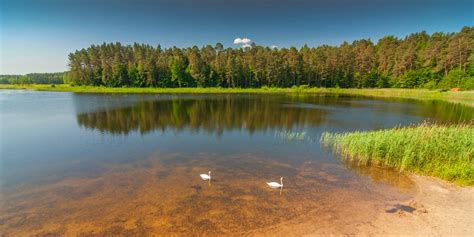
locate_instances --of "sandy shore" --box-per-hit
[253,174,474,236]
[366,175,474,236]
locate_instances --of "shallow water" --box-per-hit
[0,91,472,235]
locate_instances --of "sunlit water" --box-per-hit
[0,90,472,235]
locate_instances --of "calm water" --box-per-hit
[0,90,472,235]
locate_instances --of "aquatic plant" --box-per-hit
[321,123,474,185]
[276,130,306,141]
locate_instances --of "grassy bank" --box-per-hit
[321,124,474,185]
[1,84,473,106]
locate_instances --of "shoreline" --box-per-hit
[1,84,473,106]
[250,174,474,236]
[367,174,474,236]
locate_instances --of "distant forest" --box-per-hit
[47,27,474,89]
[0,73,64,84]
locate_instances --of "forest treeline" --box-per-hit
[0,73,64,84]
[68,26,474,89]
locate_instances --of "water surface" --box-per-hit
[0,90,472,235]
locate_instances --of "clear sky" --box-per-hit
[1,0,473,74]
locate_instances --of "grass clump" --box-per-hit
[321,123,474,185]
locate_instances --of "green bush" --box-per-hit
[460,76,474,90]
[423,80,438,89]
[299,85,309,89]
[438,69,468,89]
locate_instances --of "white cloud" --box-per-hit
[234,37,252,45]
[241,38,251,44]
[242,44,252,49]
[234,38,243,44]
[270,45,278,49]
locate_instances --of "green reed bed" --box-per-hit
[321,124,474,185]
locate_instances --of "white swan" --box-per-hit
[267,177,283,189]
[200,171,211,181]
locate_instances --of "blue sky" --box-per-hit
[1,0,473,74]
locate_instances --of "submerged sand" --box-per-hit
[365,175,474,237]
[254,175,474,236]
[0,153,472,236]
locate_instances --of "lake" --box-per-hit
[0,90,472,235]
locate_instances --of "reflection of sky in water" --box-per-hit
[1,90,472,189]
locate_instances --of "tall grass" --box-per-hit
[321,123,474,185]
